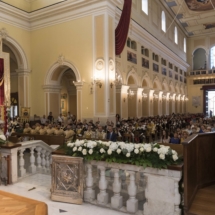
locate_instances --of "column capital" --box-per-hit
[73,81,84,90]
[16,69,32,76]
[42,84,61,93]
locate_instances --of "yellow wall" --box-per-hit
[30,16,93,118]
[1,0,65,12]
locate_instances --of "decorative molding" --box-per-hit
[0,28,8,39]
[95,58,105,71]
[57,54,65,66]
[109,59,114,71]
[0,0,120,31]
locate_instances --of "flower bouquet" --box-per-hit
[0,134,6,145]
[67,140,181,169]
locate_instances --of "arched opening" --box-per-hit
[60,69,77,117]
[142,0,148,15]
[169,84,175,115]
[174,26,178,44]
[3,44,18,118]
[193,48,206,70]
[47,65,77,119]
[153,82,159,116]
[162,84,167,115]
[161,11,166,32]
[127,75,137,118]
[210,45,215,69]
[142,79,148,116]
[44,60,81,119]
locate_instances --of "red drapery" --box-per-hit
[0,58,4,105]
[115,0,132,55]
[0,58,6,134]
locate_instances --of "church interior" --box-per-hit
[0,0,215,215]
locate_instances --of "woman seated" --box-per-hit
[160,130,170,143]
[169,132,180,144]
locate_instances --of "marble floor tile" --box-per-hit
[0,174,126,215]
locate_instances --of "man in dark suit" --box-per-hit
[106,125,117,142]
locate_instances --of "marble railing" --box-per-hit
[84,160,182,215]
[0,140,59,183]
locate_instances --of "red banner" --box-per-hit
[0,58,4,105]
[115,0,132,55]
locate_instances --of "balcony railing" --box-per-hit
[0,140,59,183]
[84,160,182,215]
[187,69,215,76]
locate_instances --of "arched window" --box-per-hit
[127,38,131,48]
[210,46,215,69]
[184,38,186,53]
[142,0,148,15]
[161,11,166,32]
[174,26,178,44]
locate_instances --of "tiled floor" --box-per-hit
[0,174,126,215]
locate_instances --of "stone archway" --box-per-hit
[142,79,149,117]
[1,29,30,116]
[126,73,138,118]
[44,57,82,119]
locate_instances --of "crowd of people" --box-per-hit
[8,111,215,144]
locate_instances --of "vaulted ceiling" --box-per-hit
[164,0,215,36]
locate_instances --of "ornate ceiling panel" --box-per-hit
[164,0,215,36]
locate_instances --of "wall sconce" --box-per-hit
[162,95,166,100]
[153,94,158,100]
[128,89,134,99]
[110,73,122,88]
[185,97,188,101]
[123,98,126,102]
[92,76,102,88]
[142,93,148,98]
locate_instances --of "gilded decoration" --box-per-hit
[51,155,83,205]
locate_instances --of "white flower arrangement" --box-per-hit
[67,140,180,168]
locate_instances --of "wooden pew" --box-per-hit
[182,132,215,215]
[10,133,65,146]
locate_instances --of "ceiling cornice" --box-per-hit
[0,0,123,31]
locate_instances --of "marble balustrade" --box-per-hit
[0,140,59,183]
[84,160,182,215]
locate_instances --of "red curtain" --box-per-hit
[115,0,132,55]
[0,58,4,105]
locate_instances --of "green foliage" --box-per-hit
[66,140,182,169]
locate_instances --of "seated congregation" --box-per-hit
[8,111,215,145]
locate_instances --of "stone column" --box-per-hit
[16,69,31,114]
[73,81,84,120]
[128,87,138,118]
[42,85,61,119]
[137,88,144,118]
[93,2,118,124]
[149,90,154,116]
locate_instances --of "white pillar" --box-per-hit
[36,146,42,172]
[28,146,36,174]
[97,166,108,205]
[45,151,50,173]
[18,149,26,177]
[126,171,138,213]
[84,164,95,202]
[41,149,46,173]
[111,168,123,209]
